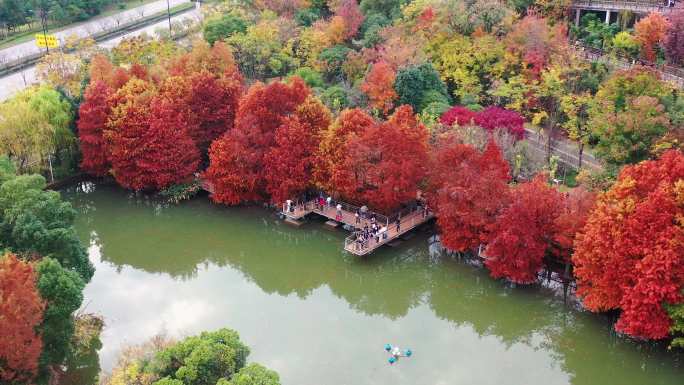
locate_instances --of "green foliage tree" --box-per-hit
[0,0,28,33]
[150,329,250,385]
[428,34,514,105]
[593,95,671,164]
[359,12,389,48]
[360,0,407,20]
[295,7,321,26]
[203,13,248,46]
[667,300,684,349]
[0,86,75,175]
[319,45,352,81]
[419,90,450,112]
[226,21,294,79]
[612,31,640,58]
[394,63,449,112]
[35,257,85,381]
[290,67,324,88]
[225,363,281,385]
[0,155,15,183]
[0,173,93,281]
[321,85,350,112]
[571,13,619,49]
[589,68,673,165]
[154,378,184,385]
[4,0,114,34]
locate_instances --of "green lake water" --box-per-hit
[64,183,684,385]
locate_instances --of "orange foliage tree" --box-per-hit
[167,41,237,78]
[330,105,428,213]
[263,97,332,203]
[360,61,397,115]
[204,78,310,204]
[0,254,45,384]
[78,80,112,177]
[313,108,376,192]
[634,12,670,62]
[430,140,511,252]
[573,150,684,339]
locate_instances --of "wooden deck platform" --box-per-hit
[282,199,433,256]
[200,178,433,256]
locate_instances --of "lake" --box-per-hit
[64,182,684,385]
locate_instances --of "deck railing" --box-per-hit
[280,192,434,255]
[574,43,684,89]
[309,197,390,226]
[571,0,681,12]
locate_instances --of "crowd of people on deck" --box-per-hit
[284,192,431,252]
[353,213,390,251]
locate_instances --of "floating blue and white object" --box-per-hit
[384,344,413,365]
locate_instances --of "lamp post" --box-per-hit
[166,0,172,32]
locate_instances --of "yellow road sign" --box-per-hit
[35,33,59,48]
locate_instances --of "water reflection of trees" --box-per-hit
[324,246,432,319]
[67,186,684,384]
[428,258,561,345]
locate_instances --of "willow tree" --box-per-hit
[0,86,74,175]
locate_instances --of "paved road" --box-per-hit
[0,0,191,64]
[0,5,201,101]
[523,127,603,171]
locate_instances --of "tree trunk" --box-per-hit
[578,141,584,169]
[563,261,571,305]
[545,116,558,162]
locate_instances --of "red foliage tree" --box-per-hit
[128,63,149,81]
[360,61,397,114]
[439,106,477,126]
[313,108,376,192]
[335,0,365,40]
[110,68,132,90]
[664,10,684,66]
[106,79,199,190]
[0,254,45,384]
[331,105,428,213]
[78,80,112,176]
[484,175,564,284]
[552,187,595,263]
[635,12,670,62]
[204,78,310,204]
[416,6,436,32]
[430,139,511,252]
[506,14,568,78]
[187,71,243,153]
[264,97,332,203]
[474,106,526,140]
[157,71,243,156]
[573,150,684,339]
